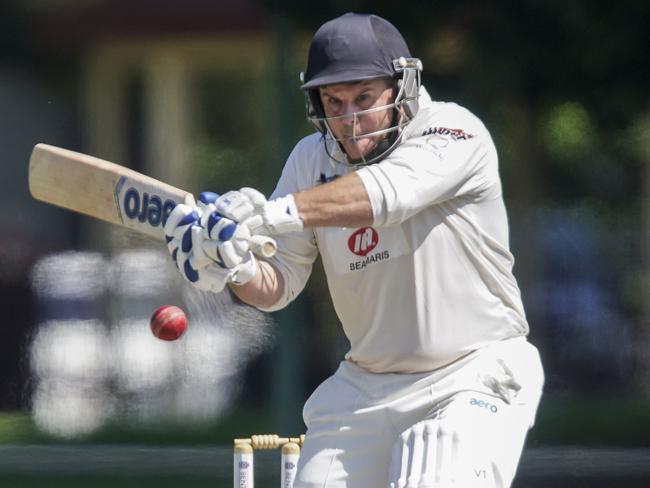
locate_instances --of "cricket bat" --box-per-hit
[28,143,277,257]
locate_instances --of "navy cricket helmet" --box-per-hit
[300,13,423,165]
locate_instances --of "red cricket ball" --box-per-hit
[150,305,187,341]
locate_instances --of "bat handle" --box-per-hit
[249,235,277,258]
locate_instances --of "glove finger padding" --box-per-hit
[167,236,181,258]
[164,204,200,240]
[200,240,225,267]
[230,223,252,255]
[239,187,267,208]
[164,203,201,271]
[204,211,236,240]
[202,229,250,268]
[216,240,241,268]
[214,188,267,222]
[173,225,204,279]
[173,237,193,277]
[201,265,232,293]
[189,225,212,269]
[163,195,257,294]
[201,211,252,267]
[214,191,253,221]
[187,263,232,293]
[230,252,257,285]
[242,214,267,236]
[175,239,232,293]
[198,191,219,208]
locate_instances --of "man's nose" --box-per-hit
[339,106,360,126]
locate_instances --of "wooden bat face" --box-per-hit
[28,144,189,241]
[28,143,277,257]
[112,174,186,239]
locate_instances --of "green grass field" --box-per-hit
[528,394,650,446]
[0,474,221,488]
[1,396,649,487]
[3,395,649,447]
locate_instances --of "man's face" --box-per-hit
[319,78,395,161]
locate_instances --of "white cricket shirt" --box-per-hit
[262,87,529,373]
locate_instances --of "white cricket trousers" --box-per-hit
[295,337,544,488]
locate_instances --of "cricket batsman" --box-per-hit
[163,12,544,488]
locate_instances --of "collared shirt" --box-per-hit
[261,87,529,373]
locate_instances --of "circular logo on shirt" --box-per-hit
[347,227,379,256]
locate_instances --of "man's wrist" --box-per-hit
[260,194,304,234]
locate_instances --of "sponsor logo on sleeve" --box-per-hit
[422,127,475,141]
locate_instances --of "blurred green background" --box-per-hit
[1,0,650,486]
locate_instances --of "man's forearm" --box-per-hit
[229,259,284,310]
[293,171,373,228]
[231,172,372,308]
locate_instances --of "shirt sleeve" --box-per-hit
[255,139,320,312]
[356,109,501,227]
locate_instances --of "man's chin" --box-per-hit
[342,141,376,161]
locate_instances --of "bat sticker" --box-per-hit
[114,176,178,230]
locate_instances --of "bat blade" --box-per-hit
[29,144,188,241]
[28,143,277,257]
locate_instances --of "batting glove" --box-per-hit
[214,187,304,235]
[163,202,200,266]
[163,199,257,292]
[197,192,253,268]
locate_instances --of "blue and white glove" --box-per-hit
[196,192,252,267]
[163,196,256,293]
[163,201,200,270]
[214,187,304,236]
[196,192,257,285]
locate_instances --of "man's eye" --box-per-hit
[357,94,372,106]
[327,98,341,110]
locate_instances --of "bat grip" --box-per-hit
[249,235,277,258]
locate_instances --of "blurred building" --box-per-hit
[1,0,313,433]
